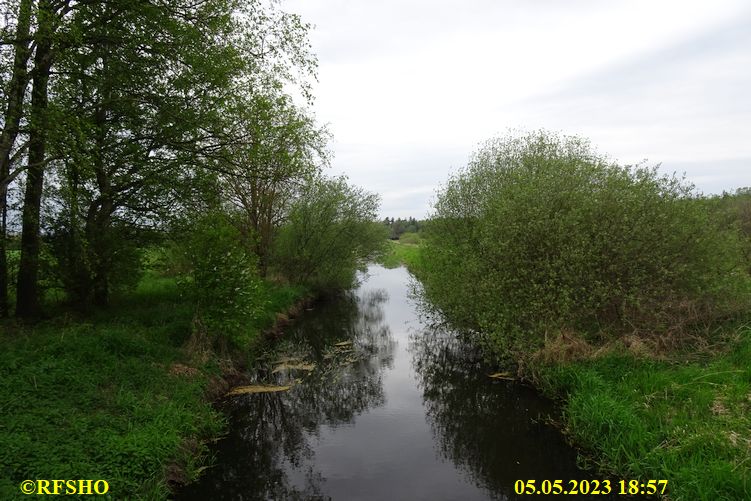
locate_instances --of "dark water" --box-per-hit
[177,265,641,500]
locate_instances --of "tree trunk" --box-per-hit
[16,0,53,318]
[0,0,33,317]
[85,195,113,307]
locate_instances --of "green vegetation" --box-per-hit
[0,0,384,497]
[382,217,423,240]
[420,131,749,359]
[537,329,751,501]
[0,270,307,500]
[416,130,751,500]
[175,212,264,351]
[273,175,387,292]
[379,239,423,270]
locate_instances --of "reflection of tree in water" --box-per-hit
[179,288,395,500]
[409,314,587,501]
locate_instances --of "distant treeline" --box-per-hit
[381,217,425,239]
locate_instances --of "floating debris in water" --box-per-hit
[226,385,292,396]
[272,362,316,373]
[273,356,302,365]
[488,372,514,380]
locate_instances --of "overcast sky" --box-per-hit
[284,0,751,218]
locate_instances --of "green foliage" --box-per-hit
[1,0,322,314]
[536,329,751,501]
[0,263,309,499]
[272,176,387,292]
[47,222,143,308]
[177,212,264,350]
[378,240,423,270]
[421,130,749,358]
[382,217,423,239]
[397,231,421,245]
[705,187,751,273]
[3,244,68,312]
[0,273,223,500]
[219,92,331,275]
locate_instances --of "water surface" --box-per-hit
[178,265,635,500]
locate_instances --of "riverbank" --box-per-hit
[388,243,750,500]
[379,239,422,270]
[535,329,751,500]
[177,263,610,500]
[0,271,307,499]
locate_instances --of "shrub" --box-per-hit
[398,231,421,245]
[421,130,748,359]
[48,224,142,307]
[272,176,386,292]
[177,211,263,351]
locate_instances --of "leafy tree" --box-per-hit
[45,0,242,307]
[0,0,34,316]
[220,92,329,276]
[272,175,387,292]
[0,0,318,312]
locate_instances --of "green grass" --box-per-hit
[0,271,307,500]
[378,240,423,270]
[536,330,751,501]
[250,280,309,331]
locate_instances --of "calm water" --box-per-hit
[177,265,638,500]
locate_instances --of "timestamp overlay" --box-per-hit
[514,479,667,497]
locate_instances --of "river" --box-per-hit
[176,264,638,500]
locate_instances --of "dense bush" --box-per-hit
[177,211,263,350]
[272,176,387,292]
[706,188,751,273]
[421,131,748,358]
[48,223,143,307]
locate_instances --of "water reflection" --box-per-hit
[178,288,395,500]
[409,289,646,500]
[178,266,643,500]
[410,325,580,499]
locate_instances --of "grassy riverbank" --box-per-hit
[0,271,306,499]
[536,329,751,500]
[378,239,423,269]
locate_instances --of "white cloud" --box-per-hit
[285,0,751,216]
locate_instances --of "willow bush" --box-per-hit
[177,211,263,351]
[272,175,387,292]
[421,131,748,358]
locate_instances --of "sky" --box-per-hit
[284,0,751,218]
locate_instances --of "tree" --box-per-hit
[0,0,33,316]
[0,0,324,315]
[15,0,54,317]
[47,0,242,307]
[220,92,329,275]
[272,175,386,292]
[40,0,316,308]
